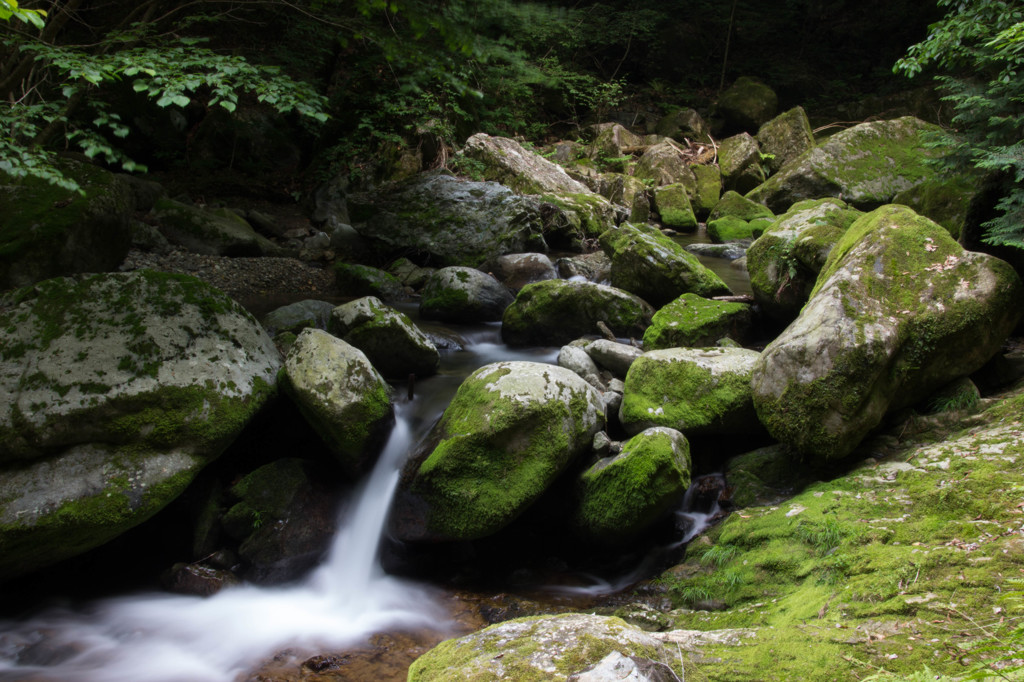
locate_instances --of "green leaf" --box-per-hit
[219,100,236,113]
[171,94,190,107]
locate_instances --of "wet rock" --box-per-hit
[390,362,604,543]
[420,266,514,323]
[279,328,394,474]
[161,562,240,596]
[501,279,654,347]
[329,296,439,380]
[487,253,558,291]
[262,299,335,335]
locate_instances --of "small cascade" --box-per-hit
[0,401,445,682]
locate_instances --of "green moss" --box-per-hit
[575,428,691,542]
[410,364,602,540]
[650,393,1024,680]
[644,293,752,349]
[707,216,758,243]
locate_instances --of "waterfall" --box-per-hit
[0,401,446,682]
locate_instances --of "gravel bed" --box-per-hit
[120,250,339,308]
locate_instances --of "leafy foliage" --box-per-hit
[895,0,1024,248]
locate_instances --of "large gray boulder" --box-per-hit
[420,266,514,322]
[151,198,278,257]
[328,296,439,380]
[279,328,394,473]
[347,172,547,267]
[620,347,763,439]
[462,132,592,195]
[747,117,943,212]
[0,160,134,290]
[751,205,1023,461]
[599,223,732,307]
[389,362,604,543]
[745,198,862,323]
[408,613,706,681]
[0,271,281,581]
[501,279,655,347]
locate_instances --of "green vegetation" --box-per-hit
[895,0,1024,249]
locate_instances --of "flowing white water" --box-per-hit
[0,401,446,682]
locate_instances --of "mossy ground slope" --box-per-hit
[649,385,1024,681]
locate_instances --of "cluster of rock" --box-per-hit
[1,74,1021,681]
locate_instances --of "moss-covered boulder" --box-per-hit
[462,133,592,195]
[420,266,514,323]
[756,106,815,175]
[347,172,547,267]
[587,123,646,170]
[652,184,698,231]
[220,458,338,584]
[327,296,439,380]
[716,77,779,135]
[655,107,710,143]
[574,427,692,544]
[0,271,281,581]
[0,160,134,291]
[389,361,604,542]
[707,215,772,243]
[279,328,393,473]
[620,347,762,440]
[501,279,654,347]
[685,164,723,220]
[751,204,1023,461]
[261,299,335,335]
[745,198,862,323]
[388,257,435,290]
[892,171,983,241]
[152,198,277,257]
[333,263,405,301]
[408,613,706,681]
[718,133,765,194]
[535,190,619,246]
[643,293,753,349]
[633,140,694,187]
[709,190,775,223]
[599,222,732,307]
[747,117,943,212]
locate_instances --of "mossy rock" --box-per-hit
[332,263,405,301]
[686,164,723,220]
[893,170,983,241]
[574,427,692,543]
[756,106,815,174]
[501,279,654,347]
[751,204,1024,461]
[328,296,439,380]
[747,117,944,213]
[620,347,763,442]
[152,198,276,257]
[707,216,758,243]
[599,222,732,307]
[279,328,394,474]
[389,361,604,542]
[725,444,805,508]
[420,266,514,323]
[346,172,547,267]
[718,133,765,195]
[745,198,862,323]
[652,183,698,231]
[643,293,753,349]
[0,159,134,291]
[408,613,706,681]
[0,271,281,581]
[708,190,775,223]
[462,133,592,195]
[716,76,779,134]
[261,299,335,335]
